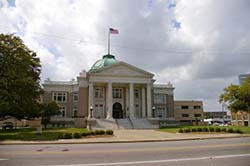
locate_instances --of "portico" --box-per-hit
[88,81,153,120]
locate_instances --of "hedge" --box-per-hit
[56,130,114,139]
[178,127,242,134]
[105,130,114,135]
[63,133,72,139]
[73,132,81,139]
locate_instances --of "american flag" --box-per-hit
[109,28,119,34]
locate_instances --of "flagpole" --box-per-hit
[108,28,110,54]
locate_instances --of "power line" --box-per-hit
[1,27,250,55]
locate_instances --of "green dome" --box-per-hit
[90,54,118,71]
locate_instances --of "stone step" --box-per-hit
[93,119,118,130]
[117,119,133,129]
[130,118,158,129]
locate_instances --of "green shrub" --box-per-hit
[94,130,101,135]
[191,128,197,132]
[221,128,227,132]
[73,133,81,139]
[82,132,88,137]
[90,131,95,135]
[105,130,114,135]
[57,133,64,139]
[184,128,191,133]
[99,130,105,135]
[86,131,92,136]
[227,128,234,133]
[215,128,221,132]
[178,129,183,133]
[197,128,202,132]
[94,130,105,135]
[63,133,72,139]
[202,127,208,132]
[235,129,243,134]
[209,127,214,132]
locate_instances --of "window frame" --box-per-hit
[60,106,66,117]
[73,93,79,102]
[113,88,122,99]
[153,94,167,104]
[181,105,189,109]
[194,105,201,109]
[94,87,104,98]
[53,92,67,102]
[134,89,140,99]
[182,114,189,117]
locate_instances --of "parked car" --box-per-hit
[2,121,14,130]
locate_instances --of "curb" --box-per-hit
[1,135,250,145]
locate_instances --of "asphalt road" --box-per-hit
[0,137,250,166]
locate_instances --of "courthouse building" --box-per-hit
[42,54,175,129]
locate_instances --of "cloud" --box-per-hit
[171,19,181,30]
[0,0,105,81]
[1,0,249,112]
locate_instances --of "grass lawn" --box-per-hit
[159,125,250,134]
[0,128,88,141]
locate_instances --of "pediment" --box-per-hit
[89,62,154,78]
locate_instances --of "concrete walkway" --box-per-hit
[1,130,249,145]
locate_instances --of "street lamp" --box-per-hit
[90,106,93,118]
[152,106,156,118]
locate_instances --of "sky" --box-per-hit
[1,0,250,112]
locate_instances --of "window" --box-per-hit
[53,92,67,102]
[113,88,122,98]
[60,106,66,117]
[73,106,77,117]
[194,105,201,109]
[237,114,241,120]
[182,114,189,117]
[153,94,166,104]
[181,106,189,109]
[180,120,192,123]
[94,104,104,118]
[231,114,236,120]
[244,114,248,120]
[154,107,166,118]
[73,93,78,102]
[134,89,140,99]
[135,104,140,117]
[194,114,201,117]
[95,87,103,98]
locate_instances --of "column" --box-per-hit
[141,87,146,118]
[106,82,113,119]
[129,83,134,119]
[88,82,93,118]
[235,113,239,126]
[125,87,129,118]
[241,112,245,126]
[147,83,152,118]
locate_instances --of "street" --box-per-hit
[0,137,250,166]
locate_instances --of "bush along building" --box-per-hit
[42,54,178,129]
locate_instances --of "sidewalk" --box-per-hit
[1,130,250,145]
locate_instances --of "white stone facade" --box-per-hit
[42,56,175,128]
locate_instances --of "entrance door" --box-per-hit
[112,102,123,119]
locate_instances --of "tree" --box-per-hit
[219,78,250,126]
[41,102,61,129]
[0,33,42,120]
